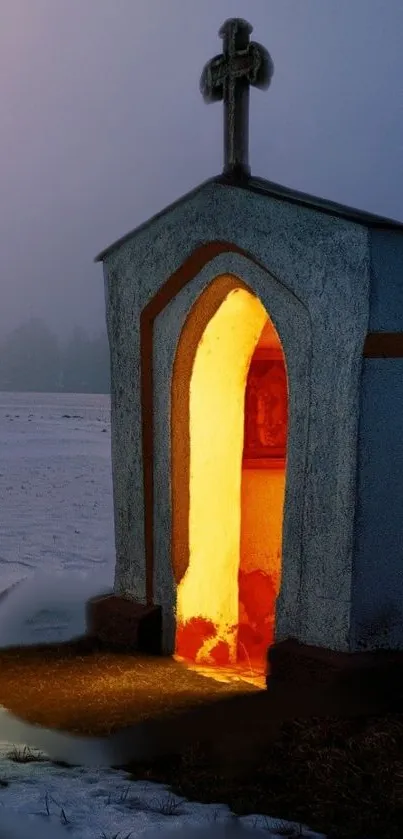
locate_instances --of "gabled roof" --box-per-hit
[94,177,216,263]
[217,173,403,232]
[94,172,403,263]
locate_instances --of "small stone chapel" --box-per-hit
[89,18,403,692]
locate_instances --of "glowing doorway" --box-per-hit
[171,278,288,683]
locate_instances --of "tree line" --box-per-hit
[0,318,110,393]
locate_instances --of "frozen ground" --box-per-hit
[0,393,326,838]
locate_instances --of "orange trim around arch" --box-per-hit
[140,241,251,604]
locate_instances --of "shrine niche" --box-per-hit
[243,349,288,468]
[238,319,287,671]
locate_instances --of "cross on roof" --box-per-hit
[200,18,274,178]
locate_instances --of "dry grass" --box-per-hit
[6,744,48,763]
[0,638,257,735]
[120,712,403,839]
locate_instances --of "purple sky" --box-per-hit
[1,0,402,339]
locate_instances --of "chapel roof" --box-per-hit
[94,172,403,263]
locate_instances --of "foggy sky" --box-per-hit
[1,0,402,340]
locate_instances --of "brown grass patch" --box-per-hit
[120,713,403,839]
[0,638,257,735]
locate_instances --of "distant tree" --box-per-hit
[0,318,61,392]
[60,327,110,393]
[0,319,110,394]
[87,331,111,393]
[60,326,90,392]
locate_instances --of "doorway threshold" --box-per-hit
[173,655,266,689]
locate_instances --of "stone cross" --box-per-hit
[200,18,274,178]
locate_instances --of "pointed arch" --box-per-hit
[144,243,311,657]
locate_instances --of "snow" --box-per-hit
[0,392,114,595]
[0,392,325,839]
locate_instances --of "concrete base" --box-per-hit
[86,594,162,655]
[268,637,403,711]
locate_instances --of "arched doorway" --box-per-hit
[171,275,288,682]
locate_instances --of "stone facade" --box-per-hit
[97,177,377,656]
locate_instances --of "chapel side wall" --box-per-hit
[351,230,403,650]
[103,253,147,602]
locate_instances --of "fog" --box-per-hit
[1,0,402,341]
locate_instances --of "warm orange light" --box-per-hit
[176,288,269,666]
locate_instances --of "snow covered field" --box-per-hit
[0,391,114,595]
[0,392,325,838]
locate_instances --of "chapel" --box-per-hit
[88,18,403,693]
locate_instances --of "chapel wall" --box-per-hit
[368,230,403,329]
[351,228,403,651]
[102,254,147,602]
[351,358,403,650]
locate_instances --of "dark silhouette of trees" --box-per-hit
[0,319,110,393]
[0,318,61,392]
[60,326,110,393]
